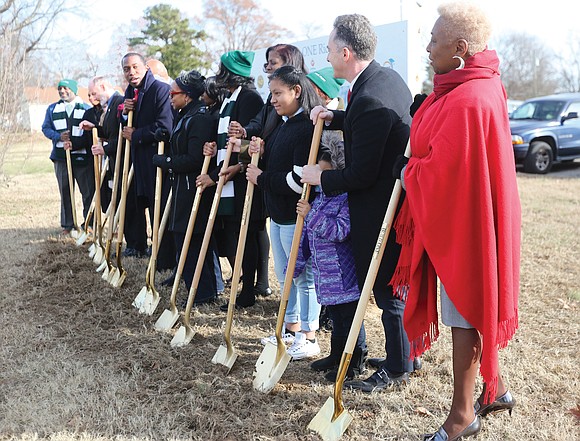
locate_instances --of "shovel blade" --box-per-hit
[133,286,148,309]
[96,259,107,273]
[212,344,238,373]
[75,231,88,246]
[88,243,96,258]
[101,265,109,279]
[70,229,81,240]
[170,324,195,348]
[139,291,160,316]
[106,267,117,283]
[252,342,291,393]
[110,269,126,288]
[307,396,353,441]
[154,308,179,332]
[93,247,104,264]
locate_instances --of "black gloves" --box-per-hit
[152,154,171,170]
[410,93,428,117]
[392,154,409,181]
[154,127,171,143]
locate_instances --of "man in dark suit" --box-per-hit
[81,76,125,212]
[121,53,175,269]
[302,14,413,392]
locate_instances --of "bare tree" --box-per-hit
[200,0,289,54]
[0,0,73,179]
[493,32,559,100]
[556,31,580,93]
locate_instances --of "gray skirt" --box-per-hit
[440,282,474,329]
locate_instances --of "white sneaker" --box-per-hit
[260,329,295,346]
[286,332,321,360]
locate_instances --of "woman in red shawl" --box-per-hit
[391,3,521,440]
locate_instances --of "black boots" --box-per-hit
[310,336,345,372]
[310,336,368,382]
[324,346,368,382]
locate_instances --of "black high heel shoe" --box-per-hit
[423,416,481,441]
[474,390,516,417]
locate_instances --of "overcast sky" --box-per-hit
[84,0,574,52]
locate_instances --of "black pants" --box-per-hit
[173,231,217,302]
[327,301,367,351]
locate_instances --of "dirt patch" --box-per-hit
[0,172,579,441]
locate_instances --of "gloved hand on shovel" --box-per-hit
[152,154,171,170]
[154,127,171,143]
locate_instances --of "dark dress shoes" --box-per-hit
[219,296,255,311]
[253,286,272,297]
[474,390,516,417]
[423,416,481,441]
[367,356,423,371]
[343,367,409,393]
[122,247,148,258]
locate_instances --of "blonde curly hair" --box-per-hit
[437,1,492,56]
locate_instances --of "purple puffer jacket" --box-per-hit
[292,191,360,305]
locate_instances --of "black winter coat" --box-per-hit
[321,60,412,293]
[162,100,218,234]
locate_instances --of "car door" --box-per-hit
[557,101,580,158]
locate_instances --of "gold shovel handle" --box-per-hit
[272,119,324,358]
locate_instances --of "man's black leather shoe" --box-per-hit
[367,356,423,371]
[343,367,409,393]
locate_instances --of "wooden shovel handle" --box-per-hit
[333,142,412,400]
[169,155,212,307]
[224,151,261,340]
[273,119,324,356]
[181,141,234,325]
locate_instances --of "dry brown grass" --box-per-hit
[0,156,579,440]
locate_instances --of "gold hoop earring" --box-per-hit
[453,55,465,70]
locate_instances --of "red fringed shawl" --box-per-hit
[390,50,521,404]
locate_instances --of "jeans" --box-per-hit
[270,220,320,331]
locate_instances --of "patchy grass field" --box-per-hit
[0,137,578,440]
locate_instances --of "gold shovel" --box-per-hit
[76,156,109,247]
[212,151,260,371]
[155,155,212,332]
[91,128,106,265]
[132,190,172,310]
[307,143,411,441]
[64,145,83,240]
[253,120,323,393]
[135,140,166,315]
[170,141,234,348]
[108,111,133,288]
[97,125,125,276]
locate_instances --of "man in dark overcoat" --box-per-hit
[302,14,414,391]
[120,53,175,268]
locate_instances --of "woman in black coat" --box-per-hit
[152,70,219,304]
[197,51,265,309]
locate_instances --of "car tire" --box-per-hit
[524,141,553,174]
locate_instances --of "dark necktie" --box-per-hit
[347,89,352,104]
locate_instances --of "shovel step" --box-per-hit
[307,396,353,441]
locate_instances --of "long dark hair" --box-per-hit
[269,65,322,116]
[204,76,228,111]
[264,44,308,73]
[215,62,254,89]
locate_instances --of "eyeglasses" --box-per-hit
[169,90,185,96]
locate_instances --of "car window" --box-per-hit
[565,102,580,115]
[511,100,565,121]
